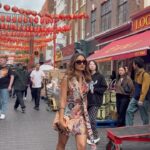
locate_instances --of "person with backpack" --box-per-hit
[126,57,150,126]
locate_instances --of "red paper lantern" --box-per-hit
[29,17,33,23]
[12,16,17,23]
[18,16,23,23]
[25,10,31,15]
[23,17,28,23]
[0,15,5,22]
[32,11,37,16]
[34,17,39,24]
[18,8,25,14]
[12,6,18,13]
[6,16,11,22]
[4,5,10,11]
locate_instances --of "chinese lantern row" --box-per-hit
[0,43,47,51]
[0,23,71,33]
[0,54,29,58]
[0,36,54,44]
[1,4,88,20]
[0,31,50,37]
[0,15,53,25]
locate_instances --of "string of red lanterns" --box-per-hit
[0,22,71,33]
[0,36,54,43]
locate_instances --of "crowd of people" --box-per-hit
[0,56,45,118]
[0,54,150,150]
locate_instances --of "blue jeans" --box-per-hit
[126,98,149,126]
[0,89,9,114]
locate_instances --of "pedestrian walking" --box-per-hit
[22,65,30,100]
[0,56,14,119]
[87,60,107,144]
[30,63,45,110]
[53,53,96,150]
[126,57,150,126]
[13,63,29,113]
[115,66,134,127]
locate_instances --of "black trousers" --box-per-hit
[23,86,28,97]
[88,106,99,139]
[32,88,41,108]
[116,93,130,127]
[14,90,25,109]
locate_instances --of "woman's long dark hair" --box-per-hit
[67,53,91,82]
[88,60,99,73]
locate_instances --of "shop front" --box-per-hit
[88,6,150,78]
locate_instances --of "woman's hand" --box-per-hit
[59,119,69,132]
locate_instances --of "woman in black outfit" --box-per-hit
[87,60,107,144]
[115,66,134,127]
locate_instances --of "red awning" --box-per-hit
[88,30,150,62]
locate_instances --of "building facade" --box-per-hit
[85,0,146,79]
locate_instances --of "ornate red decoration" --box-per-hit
[12,6,18,13]
[4,5,10,11]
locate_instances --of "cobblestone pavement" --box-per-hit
[0,96,150,150]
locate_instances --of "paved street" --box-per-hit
[0,95,150,150]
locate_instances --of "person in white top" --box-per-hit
[30,63,45,110]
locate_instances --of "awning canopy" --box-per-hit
[88,30,150,62]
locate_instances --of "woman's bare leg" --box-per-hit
[75,134,87,150]
[56,132,69,150]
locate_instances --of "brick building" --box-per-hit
[85,0,150,79]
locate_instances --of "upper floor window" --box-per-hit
[118,0,128,24]
[91,9,96,35]
[101,0,112,31]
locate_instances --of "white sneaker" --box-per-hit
[87,139,93,145]
[0,114,6,120]
[94,137,100,144]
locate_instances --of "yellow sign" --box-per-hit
[132,13,150,31]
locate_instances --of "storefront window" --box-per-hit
[91,9,96,35]
[118,0,128,25]
[101,0,112,31]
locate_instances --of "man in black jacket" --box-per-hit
[13,63,29,113]
[87,60,107,144]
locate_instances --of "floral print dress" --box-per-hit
[53,77,97,149]
[64,77,89,135]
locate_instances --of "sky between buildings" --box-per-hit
[0,0,45,12]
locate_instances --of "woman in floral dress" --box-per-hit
[54,53,96,150]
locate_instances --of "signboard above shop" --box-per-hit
[132,6,150,31]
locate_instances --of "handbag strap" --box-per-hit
[73,78,96,150]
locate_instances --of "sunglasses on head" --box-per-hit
[75,60,87,65]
